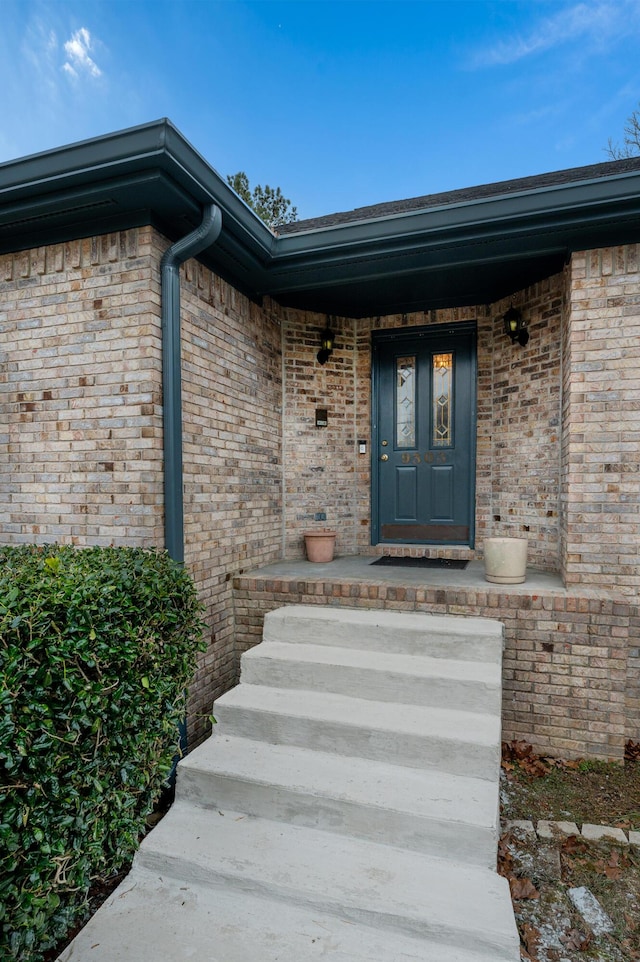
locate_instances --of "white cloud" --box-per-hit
[21,19,58,78]
[509,100,571,129]
[472,1,640,68]
[62,27,102,80]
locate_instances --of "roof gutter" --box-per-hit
[161,203,223,563]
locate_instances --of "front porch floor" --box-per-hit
[238,554,565,594]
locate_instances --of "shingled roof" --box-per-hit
[278,155,640,235]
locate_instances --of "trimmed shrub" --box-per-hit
[0,544,205,960]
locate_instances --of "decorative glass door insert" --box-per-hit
[372,326,476,545]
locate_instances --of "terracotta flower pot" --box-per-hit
[484,537,528,584]
[303,529,337,563]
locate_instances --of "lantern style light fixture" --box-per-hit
[503,305,529,347]
[317,323,335,365]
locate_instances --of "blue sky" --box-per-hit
[1,0,639,219]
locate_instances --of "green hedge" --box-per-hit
[0,544,205,961]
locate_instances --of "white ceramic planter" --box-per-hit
[483,537,528,584]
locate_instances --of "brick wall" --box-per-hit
[232,575,632,760]
[280,278,564,569]
[629,606,640,738]
[0,229,164,546]
[562,245,640,600]
[3,227,636,752]
[0,228,284,746]
[489,277,564,568]
[0,237,568,575]
[282,310,359,558]
[179,270,283,743]
[560,264,572,591]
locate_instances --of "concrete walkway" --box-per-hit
[58,605,520,962]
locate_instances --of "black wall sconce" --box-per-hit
[317,324,335,365]
[503,305,529,347]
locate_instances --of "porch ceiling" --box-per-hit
[2,119,640,318]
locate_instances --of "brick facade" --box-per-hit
[179,264,283,743]
[489,278,564,566]
[562,245,640,599]
[281,275,564,571]
[0,230,285,745]
[0,229,164,546]
[282,309,360,557]
[1,228,638,756]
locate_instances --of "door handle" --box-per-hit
[380,454,389,461]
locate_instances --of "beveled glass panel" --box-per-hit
[432,352,453,447]
[396,355,416,448]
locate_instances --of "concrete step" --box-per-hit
[57,606,518,962]
[136,803,520,960]
[241,639,502,713]
[214,682,501,781]
[57,866,510,962]
[178,734,500,867]
[263,604,504,661]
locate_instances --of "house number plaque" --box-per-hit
[401,452,449,464]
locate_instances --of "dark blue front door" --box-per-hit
[372,324,476,546]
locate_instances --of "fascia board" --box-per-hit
[0,120,170,199]
[159,123,277,261]
[2,118,639,304]
[265,243,565,297]
[0,119,277,269]
[272,170,640,261]
[262,214,564,293]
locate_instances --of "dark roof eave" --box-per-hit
[2,120,640,314]
[0,119,278,272]
[272,167,640,259]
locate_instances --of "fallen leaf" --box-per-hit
[509,877,540,900]
[563,758,583,770]
[620,938,640,961]
[625,740,640,763]
[560,927,592,951]
[521,921,541,956]
[497,834,515,877]
[502,740,534,764]
[595,849,627,880]
[561,835,589,855]
[521,757,552,777]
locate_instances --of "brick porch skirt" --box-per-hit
[232,569,637,762]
